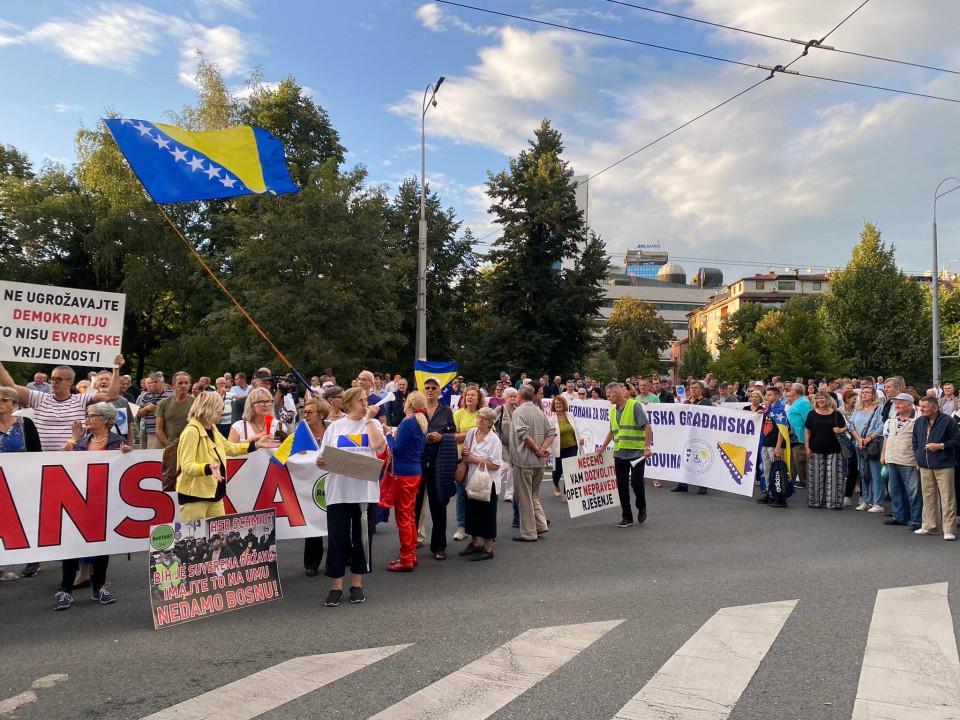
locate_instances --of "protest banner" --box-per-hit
[0,449,327,565]
[0,281,126,366]
[643,404,761,495]
[148,509,282,630]
[541,398,610,452]
[320,446,384,482]
[561,449,618,518]
[544,399,761,496]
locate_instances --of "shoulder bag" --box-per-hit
[862,407,882,458]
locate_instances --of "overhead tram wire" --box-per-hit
[435,0,959,104]
[605,0,959,76]
[462,0,934,251]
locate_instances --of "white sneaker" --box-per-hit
[867,505,884,513]
[453,527,466,541]
[856,502,869,511]
[945,533,957,541]
[915,528,932,535]
[843,498,852,507]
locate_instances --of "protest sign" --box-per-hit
[320,446,384,482]
[561,449,618,518]
[148,509,282,630]
[544,399,762,496]
[643,404,761,495]
[0,281,126,366]
[541,398,610,452]
[0,449,327,565]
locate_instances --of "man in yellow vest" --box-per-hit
[597,382,654,528]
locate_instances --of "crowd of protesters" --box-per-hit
[2,359,959,610]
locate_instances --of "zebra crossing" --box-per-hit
[122,582,957,719]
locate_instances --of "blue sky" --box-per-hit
[2,1,960,282]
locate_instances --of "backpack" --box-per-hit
[768,459,793,501]
[160,425,202,493]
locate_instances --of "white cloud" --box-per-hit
[25,4,167,69]
[52,102,84,113]
[178,23,256,86]
[415,2,497,36]
[2,4,260,87]
[393,1,960,278]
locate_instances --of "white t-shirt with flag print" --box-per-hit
[319,417,380,505]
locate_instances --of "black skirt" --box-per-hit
[464,482,498,540]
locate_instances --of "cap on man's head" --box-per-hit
[893,392,915,402]
[423,376,441,386]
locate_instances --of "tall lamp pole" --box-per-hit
[933,178,960,385]
[417,75,445,363]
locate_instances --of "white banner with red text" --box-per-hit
[0,449,328,564]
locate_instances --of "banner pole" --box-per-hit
[154,204,295,372]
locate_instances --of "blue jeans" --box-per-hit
[887,463,922,526]
[857,450,883,505]
[455,482,466,528]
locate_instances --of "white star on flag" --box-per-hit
[187,156,204,172]
[169,146,187,163]
[119,118,134,125]
[204,164,221,180]
[135,121,152,137]
[220,175,237,188]
[152,135,170,150]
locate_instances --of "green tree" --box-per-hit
[384,179,479,375]
[936,284,960,381]
[679,331,711,380]
[710,342,766,381]
[715,302,767,353]
[820,221,929,381]
[584,349,617,384]
[764,298,843,379]
[615,336,644,380]
[604,297,674,363]
[479,119,609,379]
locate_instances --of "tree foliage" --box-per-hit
[679,331,711,380]
[715,302,766,354]
[820,221,928,381]
[605,297,674,363]
[476,119,609,379]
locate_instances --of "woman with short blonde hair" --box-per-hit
[177,390,278,521]
[229,387,280,443]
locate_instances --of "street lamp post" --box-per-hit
[932,178,960,385]
[417,75,445,363]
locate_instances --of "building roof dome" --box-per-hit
[657,263,687,284]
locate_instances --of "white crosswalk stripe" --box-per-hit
[129,584,960,720]
[369,619,624,720]
[138,644,410,720]
[612,599,798,720]
[852,582,960,719]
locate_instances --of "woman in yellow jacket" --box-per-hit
[176,392,279,521]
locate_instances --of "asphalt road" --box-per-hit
[2,483,959,720]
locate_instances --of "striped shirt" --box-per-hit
[28,390,96,451]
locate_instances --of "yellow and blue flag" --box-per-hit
[271,420,319,466]
[414,360,458,391]
[103,118,298,203]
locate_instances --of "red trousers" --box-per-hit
[394,474,422,566]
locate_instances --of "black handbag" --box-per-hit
[862,407,881,457]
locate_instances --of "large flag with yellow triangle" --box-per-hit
[103,118,298,203]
